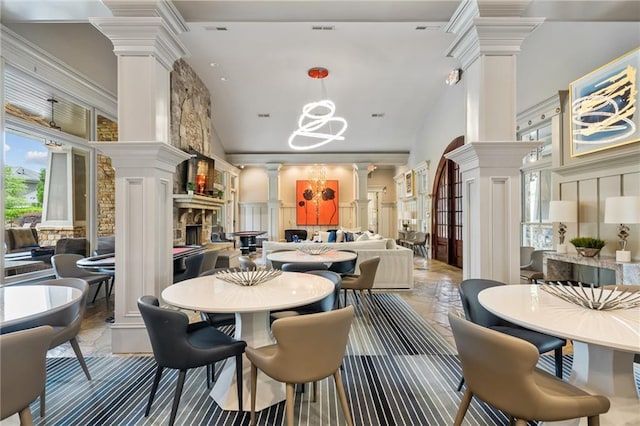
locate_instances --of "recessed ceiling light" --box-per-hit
[257,113,270,118]
[210,62,219,67]
[220,77,229,82]
[371,113,385,118]
[216,27,227,31]
[311,25,335,31]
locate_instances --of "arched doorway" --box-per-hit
[432,136,464,268]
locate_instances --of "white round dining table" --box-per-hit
[478,284,640,426]
[266,249,357,265]
[0,285,82,334]
[161,271,333,412]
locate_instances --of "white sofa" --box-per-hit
[261,238,413,289]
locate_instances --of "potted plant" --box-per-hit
[186,182,195,195]
[570,237,606,257]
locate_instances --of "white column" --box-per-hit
[90,6,190,352]
[444,1,544,283]
[353,163,370,231]
[266,164,281,241]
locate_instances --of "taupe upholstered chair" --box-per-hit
[448,312,610,425]
[51,253,112,308]
[246,306,355,426]
[341,256,380,323]
[520,249,547,283]
[0,326,53,425]
[239,255,257,271]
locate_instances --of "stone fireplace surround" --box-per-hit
[173,193,224,246]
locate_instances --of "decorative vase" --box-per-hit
[576,247,600,257]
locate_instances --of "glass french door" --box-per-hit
[432,137,464,268]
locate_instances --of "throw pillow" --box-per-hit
[336,229,344,242]
[328,230,337,243]
[319,231,330,242]
[356,232,369,242]
[344,232,354,242]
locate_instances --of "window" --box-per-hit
[521,168,552,249]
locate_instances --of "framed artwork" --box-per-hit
[570,48,639,157]
[405,170,414,197]
[296,179,339,226]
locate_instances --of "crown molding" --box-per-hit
[225,152,409,167]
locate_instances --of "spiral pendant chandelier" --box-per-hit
[288,67,348,151]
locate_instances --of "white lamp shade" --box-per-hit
[604,196,640,224]
[548,200,578,223]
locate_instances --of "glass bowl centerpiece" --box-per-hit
[570,237,606,257]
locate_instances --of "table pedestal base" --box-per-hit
[543,342,639,426]
[209,311,285,411]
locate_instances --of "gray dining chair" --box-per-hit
[51,254,112,308]
[38,278,92,417]
[173,252,204,283]
[138,296,246,426]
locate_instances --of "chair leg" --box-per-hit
[285,383,295,426]
[587,415,600,426]
[169,370,187,426]
[250,364,257,426]
[19,407,33,425]
[69,337,91,380]
[333,369,353,426]
[343,288,348,307]
[453,388,473,426]
[554,347,563,379]
[107,276,115,297]
[359,290,372,324]
[456,376,464,391]
[235,354,243,413]
[366,289,378,313]
[206,364,211,389]
[91,282,104,305]
[104,279,110,310]
[145,365,164,417]
[39,389,45,418]
[312,381,317,402]
[509,415,516,426]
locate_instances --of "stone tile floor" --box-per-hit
[50,255,464,357]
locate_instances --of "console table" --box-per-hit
[543,252,640,285]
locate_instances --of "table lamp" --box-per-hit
[548,200,578,254]
[604,195,640,262]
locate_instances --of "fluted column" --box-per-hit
[353,163,371,231]
[89,3,191,352]
[444,0,544,283]
[266,164,282,241]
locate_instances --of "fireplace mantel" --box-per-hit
[173,194,225,210]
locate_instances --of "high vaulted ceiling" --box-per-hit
[2,1,639,166]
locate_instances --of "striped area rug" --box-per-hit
[32,294,580,425]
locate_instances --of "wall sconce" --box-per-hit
[445,68,462,86]
[604,195,640,262]
[548,200,578,254]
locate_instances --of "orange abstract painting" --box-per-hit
[296,180,339,226]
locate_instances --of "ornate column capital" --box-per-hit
[90,17,189,70]
[444,1,544,69]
